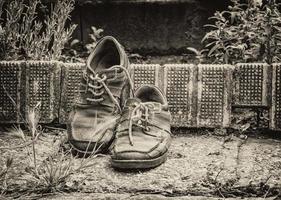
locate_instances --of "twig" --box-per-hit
[215,168,224,183]
[264,175,272,186]
[217,187,225,199]
[43,126,66,132]
[264,187,271,199]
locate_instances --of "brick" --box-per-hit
[233,63,270,107]
[0,61,24,123]
[197,64,233,128]
[25,61,61,123]
[270,63,281,131]
[59,62,85,124]
[163,64,196,127]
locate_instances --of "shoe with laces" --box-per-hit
[110,85,171,169]
[67,36,133,154]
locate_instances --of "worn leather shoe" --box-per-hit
[67,36,132,154]
[110,85,171,169]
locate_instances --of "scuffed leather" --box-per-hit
[67,36,130,152]
[111,92,172,161]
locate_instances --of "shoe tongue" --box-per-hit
[125,98,161,109]
[78,91,117,108]
[135,86,165,105]
[87,67,121,81]
[125,98,141,107]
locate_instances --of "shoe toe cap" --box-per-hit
[69,129,115,153]
[111,151,152,160]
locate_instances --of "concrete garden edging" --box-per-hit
[0,61,280,131]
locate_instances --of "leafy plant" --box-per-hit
[194,0,281,64]
[62,39,85,63]
[186,47,207,64]
[0,0,77,61]
[264,0,281,63]
[62,26,104,62]
[86,26,104,54]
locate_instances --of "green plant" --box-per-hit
[0,112,100,195]
[45,0,77,60]
[264,0,281,63]
[26,147,98,193]
[0,87,103,196]
[197,0,281,64]
[62,26,104,62]
[86,26,104,54]
[62,39,85,63]
[186,47,207,64]
[0,0,77,61]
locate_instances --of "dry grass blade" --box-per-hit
[0,157,14,195]
[26,147,95,193]
[26,102,41,170]
[2,84,27,124]
[0,103,42,150]
[6,125,26,141]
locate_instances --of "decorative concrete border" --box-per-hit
[163,64,196,127]
[25,61,61,123]
[197,64,233,128]
[0,61,280,130]
[59,62,85,124]
[233,63,270,107]
[0,61,24,123]
[270,63,281,131]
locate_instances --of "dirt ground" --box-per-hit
[41,193,277,200]
[0,127,281,200]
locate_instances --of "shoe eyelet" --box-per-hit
[101,74,107,80]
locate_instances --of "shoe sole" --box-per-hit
[69,135,115,156]
[70,141,107,154]
[111,151,168,169]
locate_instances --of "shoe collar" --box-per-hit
[134,85,168,109]
[86,36,126,73]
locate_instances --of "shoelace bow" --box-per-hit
[128,102,162,146]
[81,64,134,113]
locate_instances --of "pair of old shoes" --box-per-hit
[67,36,171,169]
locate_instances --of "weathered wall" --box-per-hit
[72,1,229,54]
